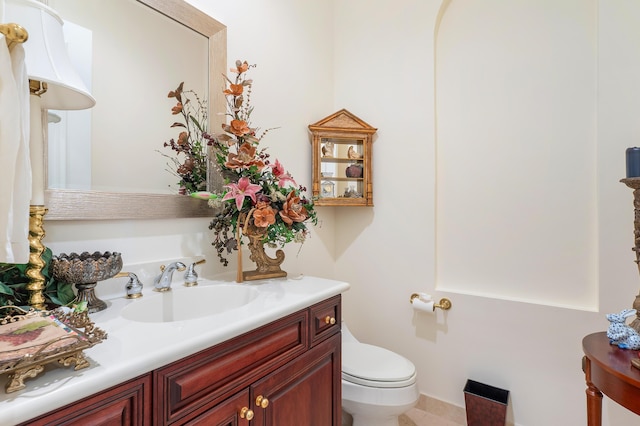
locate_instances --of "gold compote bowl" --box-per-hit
[51,251,123,313]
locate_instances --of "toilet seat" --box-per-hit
[342,342,416,388]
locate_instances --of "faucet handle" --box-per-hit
[184,258,206,287]
[115,271,143,299]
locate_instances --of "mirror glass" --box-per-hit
[44,0,226,219]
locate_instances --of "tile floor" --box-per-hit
[399,408,465,426]
[399,395,467,426]
[344,395,468,426]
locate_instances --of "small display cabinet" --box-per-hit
[308,109,377,206]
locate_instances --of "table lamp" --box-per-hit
[4,0,95,309]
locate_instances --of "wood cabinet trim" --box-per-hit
[20,374,152,426]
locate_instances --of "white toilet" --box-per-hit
[341,322,419,426]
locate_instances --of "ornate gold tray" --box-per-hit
[0,306,107,393]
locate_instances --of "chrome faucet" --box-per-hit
[115,271,144,299]
[153,262,186,292]
[184,259,206,287]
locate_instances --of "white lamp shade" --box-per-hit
[4,0,95,110]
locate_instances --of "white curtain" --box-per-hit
[0,28,31,263]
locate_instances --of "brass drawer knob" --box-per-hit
[325,316,336,325]
[240,407,254,420]
[256,395,270,408]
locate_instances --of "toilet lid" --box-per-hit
[342,342,416,387]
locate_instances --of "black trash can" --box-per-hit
[463,379,509,426]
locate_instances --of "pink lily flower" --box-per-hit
[271,159,297,188]
[222,177,262,210]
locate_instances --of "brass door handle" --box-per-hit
[325,316,336,325]
[240,407,254,420]
[256,395,270,408]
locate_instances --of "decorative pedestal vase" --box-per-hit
[239,222,287,282]
[51,252,123,313]
[345,163,363,178]
[621,177,640,332]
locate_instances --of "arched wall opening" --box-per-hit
[434,0,598,310]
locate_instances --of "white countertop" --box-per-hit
[0,275,349,425]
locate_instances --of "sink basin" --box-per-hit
[121,284,259,323]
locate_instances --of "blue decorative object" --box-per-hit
[626,147,640,178]
[606,309,640,350]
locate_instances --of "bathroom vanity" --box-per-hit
[0,276,348,425]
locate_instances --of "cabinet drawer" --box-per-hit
[22,374,151,426]
[310,295,341,346]
[155,310,308,425]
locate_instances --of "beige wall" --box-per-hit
[42,0,640,424]
[436,0,598,310]
[332,0,640,425]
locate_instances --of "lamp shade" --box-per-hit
[4,0,95,110]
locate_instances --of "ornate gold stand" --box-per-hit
[242,223,287,281]
[237,211,287,282]
[0,306,107,393]
[25,206,47,310]
[620,178,640,332]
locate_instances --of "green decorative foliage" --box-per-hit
[0,248,76,308]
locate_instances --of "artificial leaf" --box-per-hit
[190,115,204,132]
[47,294,64,306]
[41,247,52,277]
[0,282,14,296]
[72,301,88,312]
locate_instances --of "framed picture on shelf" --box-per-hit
[321,181,336,198]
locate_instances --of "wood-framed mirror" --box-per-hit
[44,0,226,220]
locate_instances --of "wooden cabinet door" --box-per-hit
[183,389,251,426]
[250,334,341,426]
